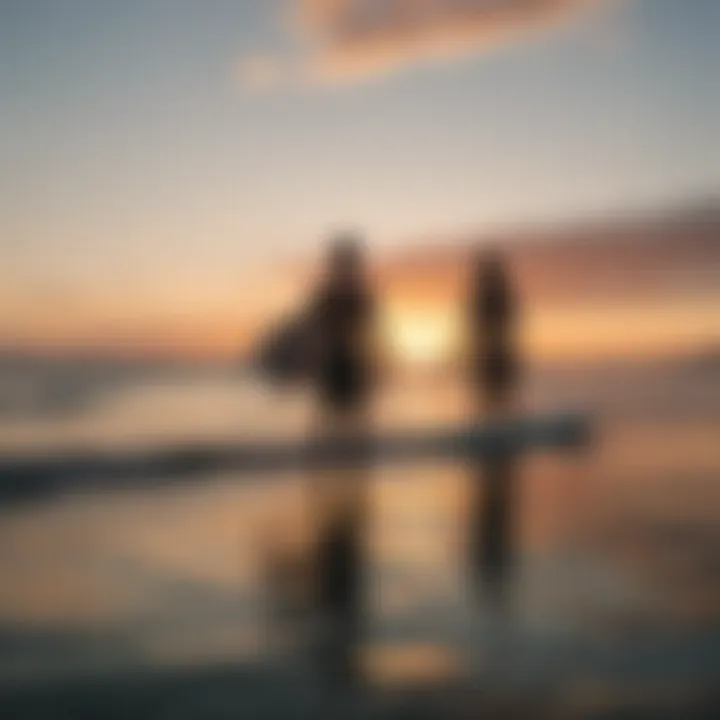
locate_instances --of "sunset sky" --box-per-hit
[1,0,719,358]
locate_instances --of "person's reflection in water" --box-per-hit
[468,249,521,611]
[306,234,375,686]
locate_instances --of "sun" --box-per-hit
[381,305,460,367]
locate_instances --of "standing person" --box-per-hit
[467,249,521,608]
[254,234,376,683]
[309,235,375,424]
[306,234,376,683]
[469,250,519,414]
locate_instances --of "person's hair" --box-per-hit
[475,248,507,292]
[327,233,364,280]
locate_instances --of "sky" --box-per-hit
[1,0,719,357]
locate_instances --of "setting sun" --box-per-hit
[381,305,461,367]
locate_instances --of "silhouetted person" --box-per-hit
[468,250,521,609]
[255,234,375,411]
[305,234,375,684]
[470,250,519,413]
[254,235,375,684]
[307,235,374,417]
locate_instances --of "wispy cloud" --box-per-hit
[241,0,612,88]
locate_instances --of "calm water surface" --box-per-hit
[0,361,718,716]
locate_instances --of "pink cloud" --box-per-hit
[292,0,609,82]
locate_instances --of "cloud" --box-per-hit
[242,0,612,87]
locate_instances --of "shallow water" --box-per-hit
[0,361,718,716]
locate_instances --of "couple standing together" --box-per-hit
[261,233,520,420]
[259,234,521,653]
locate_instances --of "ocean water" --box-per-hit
[0,360,718,717]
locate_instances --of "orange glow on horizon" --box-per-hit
[2,294,718,364]
[2,248,718,364]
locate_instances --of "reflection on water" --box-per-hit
[0,361,719,717]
